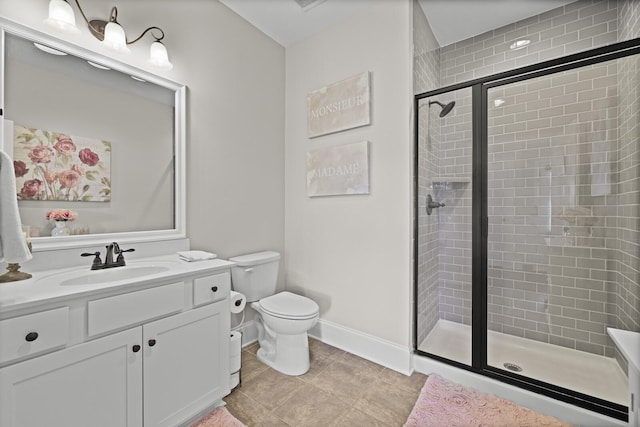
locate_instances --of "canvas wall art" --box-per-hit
[13,123,111,202]
[307,71,371,138]
[307,141,369,197]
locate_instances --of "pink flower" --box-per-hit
[78,148,99,167]
[20,179,43,198]
[13,160,29,178]
[46,209,77,221]
[58,170,81,188]
[71,164,85,176]
[61,210,76,220]
[28,146,54,164]
[44,170,58,184]
[52,135,77,155]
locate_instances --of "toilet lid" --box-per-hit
[259,291,319,319]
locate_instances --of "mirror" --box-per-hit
[0,20,186,251]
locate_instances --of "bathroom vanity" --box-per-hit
[0,255,233,427]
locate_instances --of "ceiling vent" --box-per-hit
[293,0,327,11]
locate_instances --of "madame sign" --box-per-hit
[307,141,369,197]
[307,72,371,138]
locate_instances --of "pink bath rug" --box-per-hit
[404,374,575,427]
[192,407,246,427]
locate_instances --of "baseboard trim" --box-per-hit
[413,354,627,427]
[309,319,413,375]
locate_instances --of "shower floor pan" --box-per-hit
[418,319,628,406]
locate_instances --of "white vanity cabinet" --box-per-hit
[0,327,143,427]
[143,301,228,427]
[0,263,232,427]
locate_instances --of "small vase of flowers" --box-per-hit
[47,209,77,236]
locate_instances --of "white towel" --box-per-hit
[178,250,217,262]
[0,151,32,263]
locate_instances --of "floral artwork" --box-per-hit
[13,124,111,202]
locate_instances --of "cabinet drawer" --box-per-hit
[88,282,185,337]
[193,272,230,306]
[0,307,69,365]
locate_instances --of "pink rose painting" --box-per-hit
[13,124,111,202]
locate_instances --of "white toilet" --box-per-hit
[229,251,319,376]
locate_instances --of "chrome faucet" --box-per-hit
[81,242,135,270]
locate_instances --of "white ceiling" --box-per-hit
[219,0,576,48]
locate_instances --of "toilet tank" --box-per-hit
[229,251,280,302]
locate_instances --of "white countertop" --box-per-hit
[0,254,234,314]
[608,327,640,372]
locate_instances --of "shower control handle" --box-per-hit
[426,195,445,215]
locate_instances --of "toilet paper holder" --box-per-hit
[230,291,246,314]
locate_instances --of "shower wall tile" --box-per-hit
[416,0,638,367]
[440,0,618,87]
[414,0,441,345]
[433,0,639,359]
[615,0,640,368]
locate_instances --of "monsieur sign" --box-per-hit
[307,72,370,138]
[307,141,369,197]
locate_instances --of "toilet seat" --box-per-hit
[258,291,319,320]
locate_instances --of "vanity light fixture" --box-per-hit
[44,0,173,70]
[44,0,80,33]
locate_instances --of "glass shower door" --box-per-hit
[416,87,473,366]
[485,55,635,406]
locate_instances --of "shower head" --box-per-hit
[428,100,456,118]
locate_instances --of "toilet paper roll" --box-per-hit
[230,291,246,314]
[230,331,242,357]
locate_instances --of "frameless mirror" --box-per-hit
[0,21,186,250]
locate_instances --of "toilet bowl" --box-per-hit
[229,252,319,376]
[251,291,319,375]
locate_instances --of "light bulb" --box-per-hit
[103,21,130,53]
[44,0,79,33]
[149,41,173,70]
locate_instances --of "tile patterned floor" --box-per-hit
[224,339,427,426]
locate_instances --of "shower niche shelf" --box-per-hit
[431,177,470,190]
[431,177,471,184]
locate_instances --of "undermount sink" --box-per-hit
[39,262,178,287]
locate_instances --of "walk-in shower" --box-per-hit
[414,37,640,421]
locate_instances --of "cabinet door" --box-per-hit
[0,327,142,427]
[143,301,230,427]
